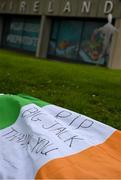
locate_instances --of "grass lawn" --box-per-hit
[0,49,121,130]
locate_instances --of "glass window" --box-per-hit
[48,19,107,65]
[48,20,83,59]
[4,17,40,53]
[48,20,59,56]
[22,19,40,52]
[79,21,106,65]
[5,18,24,49]
[56,21,82,59]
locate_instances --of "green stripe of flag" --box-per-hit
[0,94,49,130]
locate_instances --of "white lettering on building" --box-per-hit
[9,1,14,11]
[81,1,91,13]
[7,34,37,47]
[0,0,116,16]
[48,1,54,13]
[7,35,22,44]
[10,22,23,31]
[20,1,26,13]
[0,2,6,10]
[22,36,37,47]
[33,0,40,13]
[63,1,71,13]
[104,0,114,14]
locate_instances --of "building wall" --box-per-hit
[0,0,121,68]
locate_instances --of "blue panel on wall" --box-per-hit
[6,18,23,49]
[22,20,40,52]
[4,17,40,53]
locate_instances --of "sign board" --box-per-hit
[0,0,121,18]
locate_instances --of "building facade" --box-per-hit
[0,0,121,68]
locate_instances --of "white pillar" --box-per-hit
[108,19,121,69]
[36,16,52,58]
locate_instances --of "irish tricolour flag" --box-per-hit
[0,94,121,179]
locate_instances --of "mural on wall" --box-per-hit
[79,22,106,65]
[5,18,40,52]
[56,21,82,59]
[48,19,108,65]
[79,33,104,63]
[48,20,83,60]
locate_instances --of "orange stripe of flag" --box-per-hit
[35,130,121,179]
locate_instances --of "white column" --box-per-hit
[36,16,52,58]
[108,19,121,69]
